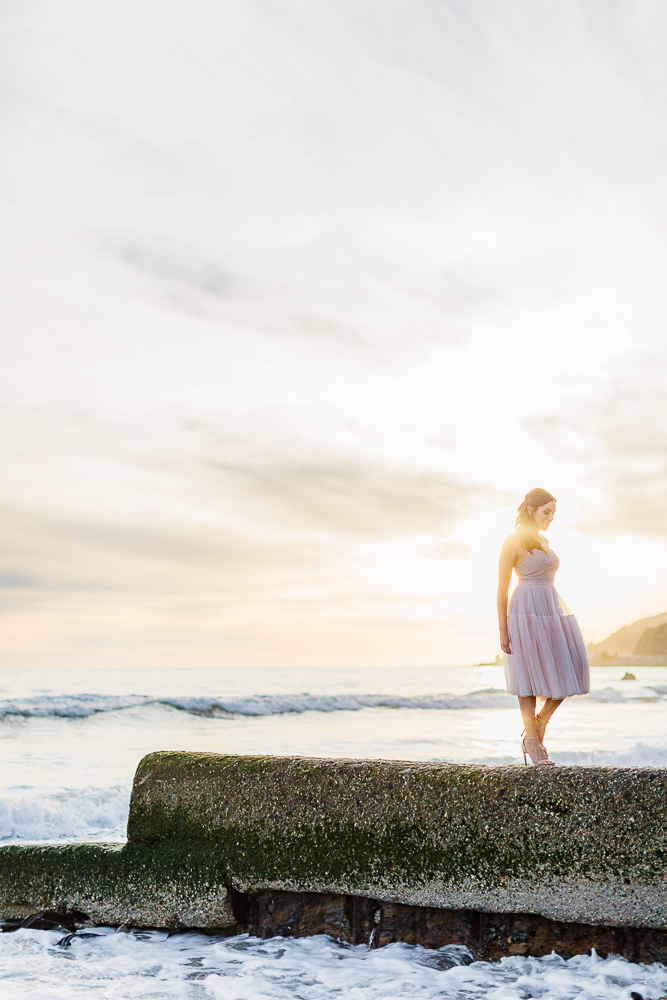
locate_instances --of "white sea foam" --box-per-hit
[0,785,130,844]
[0,929,666,1000]
[2,685,667,722]
[0,689,519,720]
[0,693,149,719]
[7,685,666,721]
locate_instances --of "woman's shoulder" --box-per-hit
[501,530,524,554]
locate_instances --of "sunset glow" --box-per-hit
[2,1,667,668]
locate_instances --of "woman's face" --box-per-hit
[531,502,556,531]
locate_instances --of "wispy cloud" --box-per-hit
[525,348,667,537]
[201,452,499,537]
[2,0,667,661]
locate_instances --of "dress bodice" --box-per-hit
[516,546,559,585]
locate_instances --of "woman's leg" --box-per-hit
[518,695,554,764]
[518,696,538,736]
[535,698,563,743]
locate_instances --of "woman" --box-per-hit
[498,488,589,765]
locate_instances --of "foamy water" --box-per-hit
[0,785,131,843]
[2,928,667,1000]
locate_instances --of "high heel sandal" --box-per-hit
[535,714,547,747]
[521,735,555,766]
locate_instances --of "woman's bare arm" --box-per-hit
[498,535,520,654]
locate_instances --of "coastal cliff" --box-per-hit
[588,611,667,664]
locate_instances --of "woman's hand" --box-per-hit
[500,629,511,655]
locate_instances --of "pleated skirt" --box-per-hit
[503,582,590,699]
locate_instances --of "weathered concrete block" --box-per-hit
[128,752,667,928]
[0,841,234,929]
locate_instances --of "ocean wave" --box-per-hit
[0,689,517,720]
[584,685,667,703]
[0,784,130,843]
[1,685,667,722]
[0,693,148,719]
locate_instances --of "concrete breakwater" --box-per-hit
[2,752,667,959]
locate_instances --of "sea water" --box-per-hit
[2,664,667,999]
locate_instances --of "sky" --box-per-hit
[2,0,667,669]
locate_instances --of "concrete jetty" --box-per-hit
[2,752,667,959]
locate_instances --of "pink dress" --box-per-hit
[503,546,589,699]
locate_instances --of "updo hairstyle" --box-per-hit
[515,488,556,553]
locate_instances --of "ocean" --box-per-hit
[3,664,667,999]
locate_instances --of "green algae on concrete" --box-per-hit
[4,753,667,933]
[0,841,234,929]
[128,752,667,928]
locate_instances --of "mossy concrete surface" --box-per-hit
[128,752,667,928]
[0,841,234,929]
[3,752,667,934]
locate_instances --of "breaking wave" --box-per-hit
[0,689,517,720]
[0,784,131,843]
[1,685,666,721]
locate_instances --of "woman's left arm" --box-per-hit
[498,536,518,654]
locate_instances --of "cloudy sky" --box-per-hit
[2,0,667,668]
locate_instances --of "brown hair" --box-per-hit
[515,488,556,553]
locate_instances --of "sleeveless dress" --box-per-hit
[503,546,589,699]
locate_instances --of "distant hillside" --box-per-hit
[588,612,667,658]
[636,622,667,657]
